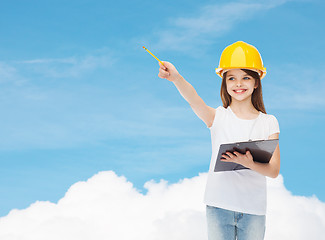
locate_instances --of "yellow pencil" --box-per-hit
[142,46,164,65]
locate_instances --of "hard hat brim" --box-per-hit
[215,67,266,79]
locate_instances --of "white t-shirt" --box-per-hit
[204,106,280,215]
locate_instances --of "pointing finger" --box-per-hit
[159,61,167,70]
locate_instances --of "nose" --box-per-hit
[235,79,242,87]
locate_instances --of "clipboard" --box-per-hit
[214,139,279,172]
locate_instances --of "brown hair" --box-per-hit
[220,69,266,114]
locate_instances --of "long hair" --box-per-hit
[220,69,266,114]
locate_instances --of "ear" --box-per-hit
[254,80,258,89]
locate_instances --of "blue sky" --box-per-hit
[0,0,324,217]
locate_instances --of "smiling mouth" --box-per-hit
[233,89,247,93]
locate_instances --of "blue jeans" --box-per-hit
[206,205,265,240]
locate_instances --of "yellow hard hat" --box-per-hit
[215,41,267,79]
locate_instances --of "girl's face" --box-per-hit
[225,69,257,103]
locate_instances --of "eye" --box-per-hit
[228,77,235,81]
[243,76,251,80]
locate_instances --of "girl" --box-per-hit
[157,41,280,240]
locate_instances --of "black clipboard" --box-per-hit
[214,139,279,172]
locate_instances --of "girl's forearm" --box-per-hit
[249,162,279,178]
[249,139,280,178]
[172,74,203,106]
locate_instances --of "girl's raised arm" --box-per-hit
[158,61,216,128]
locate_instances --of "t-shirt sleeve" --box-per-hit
[269,115,280,136]
[208,106,224,129]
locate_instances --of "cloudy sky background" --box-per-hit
[0,0,324,238]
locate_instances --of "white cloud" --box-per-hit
[0,49,115,87]
[0,62,17,81]
[0,48,115,82]
[16,53,115,79]
[0,49,121,150]
[266,176,325,239]
[264,63,325,110]
[147,0,292,52]
[0,62,27,86]
[0,171,324,239]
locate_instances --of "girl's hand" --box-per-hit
[221,151,254,169]
[158,61,180,82]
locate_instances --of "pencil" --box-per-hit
[142,46,164,65]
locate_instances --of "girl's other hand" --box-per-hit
[221,151,254,169]
[158,61,180,82]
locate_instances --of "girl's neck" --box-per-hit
[229,100,259,120]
